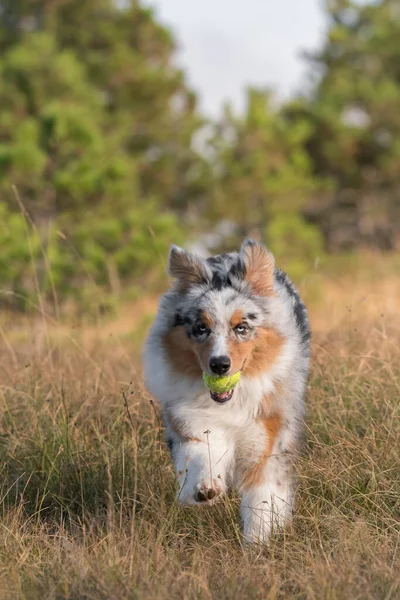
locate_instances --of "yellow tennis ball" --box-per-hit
[202,371,241,393]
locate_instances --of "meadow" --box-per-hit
[0,255,399,600]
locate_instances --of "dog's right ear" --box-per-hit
[240,239,275,296]
[168,245,211,292]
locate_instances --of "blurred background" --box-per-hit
[0,0,399,316]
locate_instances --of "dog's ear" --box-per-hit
[240,239,275,296]
[168,245,211,292]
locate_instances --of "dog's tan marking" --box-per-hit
[258,391,274,419]
[228,337,256,373]
[230,309,244,329]
[244,327,285,376]
[242,413,283,489]
[242,243,275,297]
[228,327,285,375]
[201,311,214,330]
[162,327,202,378]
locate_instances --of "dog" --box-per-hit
[143,239,310,543]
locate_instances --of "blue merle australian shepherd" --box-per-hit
[143,239,310,543]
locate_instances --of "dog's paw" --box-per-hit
[194,479,225,504]
[177,470,226,505]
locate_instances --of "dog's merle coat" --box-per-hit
[143,240,310,543]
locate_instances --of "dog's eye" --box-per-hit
[195,323,207,335]
[235,324,248,335]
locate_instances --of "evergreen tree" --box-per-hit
[208,88,324,274]
[1,0,399,312]
[0,0,205,309]
[292,0,400,250]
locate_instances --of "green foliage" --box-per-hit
[0,1,201,311]
[0,203,41,309]
[1,0,400,312]
[266,214,325,279]
[290,0,400,250]
[208,0,400,263]
[0,199,182,311]
[207,89,326,273]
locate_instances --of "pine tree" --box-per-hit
[293,0,400,250]
[208,88,324,274]
[0,0,204,309]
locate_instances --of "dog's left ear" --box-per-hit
[168,245,211,292]
[240,239,275,296]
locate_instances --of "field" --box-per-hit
[0,257,399,599]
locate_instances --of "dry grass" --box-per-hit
[0,260,400,599]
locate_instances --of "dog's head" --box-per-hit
[163,240,285,402]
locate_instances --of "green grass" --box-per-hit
[0,286,399,599]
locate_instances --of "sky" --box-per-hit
[144,0,328,116]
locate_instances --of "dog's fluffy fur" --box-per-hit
[143,239,310,543]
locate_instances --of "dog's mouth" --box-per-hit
[210,389,234,404]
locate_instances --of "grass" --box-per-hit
[0,261,399,599]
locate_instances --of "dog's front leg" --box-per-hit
[239,415,296,544]
[169,428,233,505]
[240,463,293,543]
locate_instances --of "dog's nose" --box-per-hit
[209,355,231,375]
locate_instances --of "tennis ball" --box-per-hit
[202,371,241,393]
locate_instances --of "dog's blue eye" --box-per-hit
[196,323,207,334]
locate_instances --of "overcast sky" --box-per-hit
[144,0,327,115]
